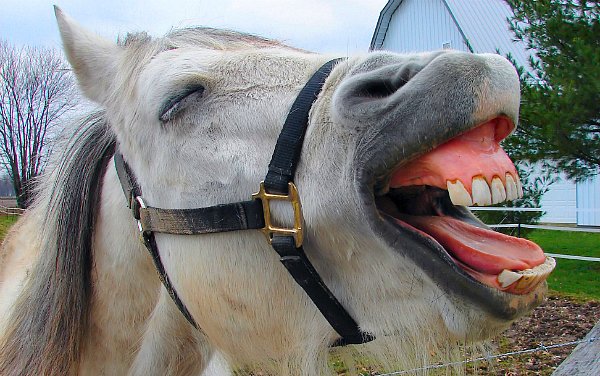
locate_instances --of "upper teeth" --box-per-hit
[447,179,472,206]
[472,177,492,206]
[505,174,518,201]
[447,173,523,207]
[491,177,507,204]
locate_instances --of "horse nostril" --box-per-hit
[357,62,421,100]
[361,80,397,99]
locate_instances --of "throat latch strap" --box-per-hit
[115,58,374,346]
[114,152,200,329]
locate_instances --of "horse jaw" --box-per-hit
[69,157,216,375]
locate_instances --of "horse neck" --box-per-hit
[78,161,161,374]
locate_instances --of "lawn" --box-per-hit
[525,229,600,301]
[0,214,18,241]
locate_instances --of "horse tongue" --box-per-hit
[398,215,546,275]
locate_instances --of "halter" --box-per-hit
[115,59,375,347]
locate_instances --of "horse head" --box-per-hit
[1,8,554,375]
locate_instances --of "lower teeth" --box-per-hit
[497,257,556,290]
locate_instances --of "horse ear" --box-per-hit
[54,6,121,103]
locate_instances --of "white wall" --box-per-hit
[444,0,531,68]
[577,178,600,226]
[538,175,577,224]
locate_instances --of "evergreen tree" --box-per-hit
[503,0,600,180]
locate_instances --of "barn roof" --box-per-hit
[370,0,404,52]
[370,0,530,68]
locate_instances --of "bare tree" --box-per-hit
[0,40,76,208]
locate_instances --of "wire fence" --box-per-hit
[377,337,599,376]
[490,223,600,233]
[544,253,600,262]
[470,207,600,212]
[469,206,600,240]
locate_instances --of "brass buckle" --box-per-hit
[252,181,304,248]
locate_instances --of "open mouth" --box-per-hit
[373,117,555,295]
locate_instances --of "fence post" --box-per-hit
[552,320,600,375]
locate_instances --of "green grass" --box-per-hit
[525,229,600,301]
[0,214,19,241]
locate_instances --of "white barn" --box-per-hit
[370,0,599,226]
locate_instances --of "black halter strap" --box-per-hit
[115,58,374,346]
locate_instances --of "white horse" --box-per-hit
[0,7,555,375]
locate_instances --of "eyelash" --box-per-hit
[159,85,205,123]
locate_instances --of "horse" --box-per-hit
[0,7,555,375]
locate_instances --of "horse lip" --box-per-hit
[357,183,546,321]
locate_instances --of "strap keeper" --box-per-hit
[132,196,148,234]
[131,196,144,220]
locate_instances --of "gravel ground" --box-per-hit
[361,295,600,375]
[478,295,599,375]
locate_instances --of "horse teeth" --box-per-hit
[505,174,518,201]
[471,177,492,206]
[446,173,522,207]
[516,176,524,198]
[497,257,556,291]
[491,177,507,204]
[498,269,523,288]
[447,180,473,206]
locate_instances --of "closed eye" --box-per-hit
[159,84,205,122]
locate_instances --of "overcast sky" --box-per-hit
[1,0,389,54]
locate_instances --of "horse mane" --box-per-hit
[0,111,116,375]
